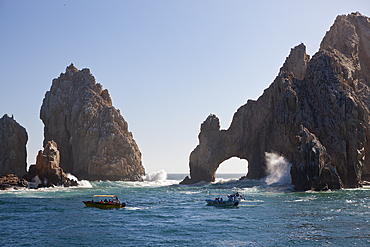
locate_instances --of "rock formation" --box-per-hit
[0,174,28,190]
[291,126,343,191]
[182,12,370,190]
[24,140,77,187]
[40,64,145,181]
[0,114,28,177]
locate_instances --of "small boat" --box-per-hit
[206,192,244,207]
[83,195,126,209]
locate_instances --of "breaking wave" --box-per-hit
[143,170,167,181]
[66,173,92,188]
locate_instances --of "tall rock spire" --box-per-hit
[40,65,145,181]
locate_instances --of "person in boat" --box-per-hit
[104,199,108,203]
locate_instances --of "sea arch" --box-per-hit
[216,157,248,175]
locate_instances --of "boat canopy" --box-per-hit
[93,195,118,198]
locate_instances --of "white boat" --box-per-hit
[206,192,244,207]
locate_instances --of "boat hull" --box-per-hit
[83,201,126,209]
[205,199,239,207]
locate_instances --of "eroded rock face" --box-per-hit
[291,126,342,191]
[0,114,27,177]
[0,174,28,190]
[182,13,370,190]
[40,64,145,181]
[24,140,77,187]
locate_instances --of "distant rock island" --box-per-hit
[0,64,145,188]
[181,12,370,190]
[40,64,145,181]
[0,114,27,178]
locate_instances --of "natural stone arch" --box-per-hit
[181,16,370,190]
[216,156,248,175]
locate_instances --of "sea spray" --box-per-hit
[66,173,92,188]
[264,152,291,185]
[144,170,167,181]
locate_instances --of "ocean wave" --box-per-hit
[143,170,167,181]
[66,173,93,188]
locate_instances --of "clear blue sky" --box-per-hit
[1,1,369,174]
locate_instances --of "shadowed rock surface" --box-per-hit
[0,114,28,177]
[40,64,145,181]
[291,126,343,191]
[182,13,370,190]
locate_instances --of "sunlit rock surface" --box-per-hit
[182,13,370,190]
[40,64,145,181]
[24,140,77,187]
[0,174,28,190]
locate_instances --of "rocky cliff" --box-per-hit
[0,114,28,177]
[24,140,77,187]
[182,12,370,190]
[40,64,145,181]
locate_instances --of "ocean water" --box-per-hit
[1,171,370,247]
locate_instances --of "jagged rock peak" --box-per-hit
[201,114,220,133]
[182,13,370,190]
[279,43,310,80]
[0,114,28,177]
[40,65,145,181]
[320,12,370,84]
[320,12,370,56]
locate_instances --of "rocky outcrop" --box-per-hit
[0,114,28,177]
[24,141,78,187]
[24,140,77,187]
[182,12,370,190]
[0,174,28,190]
[40,64,145,181]
[291,126,342,191]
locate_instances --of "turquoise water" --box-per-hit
[1,172,370,246]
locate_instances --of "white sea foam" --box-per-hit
[113,170,180,187]
[66,173,78,181]
[264,152,291,185]
[77,180,93,188]
[213,177,237,184]
[66,173,92,188]
[144,170,167,181]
